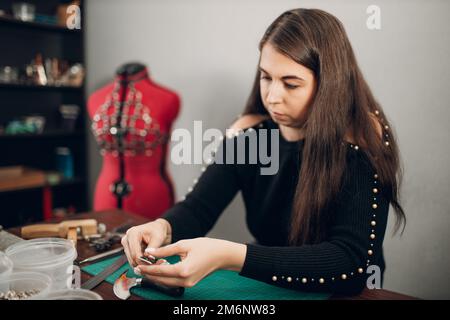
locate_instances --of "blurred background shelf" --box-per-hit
[0,0,87,228]
[0,14,81,34]
[0,83,83,91]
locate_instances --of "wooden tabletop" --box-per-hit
[9,209,417,300]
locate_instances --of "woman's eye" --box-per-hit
[285,83,299,89]
[260,76,270,81]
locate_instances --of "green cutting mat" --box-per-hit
[82,256,331,300]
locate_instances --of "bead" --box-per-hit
[368,250,373,256]
[375,110,380,115]
[370,234,376,240]
[385,141,390,146]
[319,278,325,284]
[258,123,263,128]
[272,276,277,282]
[373,188,378,194]
[193,179,198,184]
[201,167,206,172]
[301,278,307,284]
[384,125,389,130]
[287,277,292,283]
[187,187,193,192]
[354,145,359,150]
[358,268,364,274]
[341,274,347,280]
[372,204,378,209]
[374,174,378,179]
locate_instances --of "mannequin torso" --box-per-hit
[88,66,180,219]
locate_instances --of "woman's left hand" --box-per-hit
[133,237,247,288]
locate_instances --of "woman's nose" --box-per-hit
[267,82,283,104]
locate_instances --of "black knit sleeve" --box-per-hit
[239,148,390,295]
[162,135,241,242]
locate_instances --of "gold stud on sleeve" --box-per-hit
[341,274,347,280]
[287,277,292,283]
[319,278,325,284]
[301,278,308,284]
[272,276,277,282]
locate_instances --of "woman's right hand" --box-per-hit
[121,218,172,267]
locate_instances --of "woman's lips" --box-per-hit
[270,110,285,118]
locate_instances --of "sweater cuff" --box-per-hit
[239,244,274,281]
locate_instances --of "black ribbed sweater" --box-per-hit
[163,118,389,295]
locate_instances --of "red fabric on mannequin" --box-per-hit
[88,68,180,220]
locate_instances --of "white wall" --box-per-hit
[85,0,450,299]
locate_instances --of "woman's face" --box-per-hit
[259,43,317,128]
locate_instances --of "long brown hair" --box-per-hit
[243,8,405,245]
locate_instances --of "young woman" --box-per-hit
[121,8,405,294]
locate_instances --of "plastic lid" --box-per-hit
[0,251,13,275]
[44,288,103,300]
[5,238,77,268]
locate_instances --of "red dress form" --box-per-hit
[88,67,180,220]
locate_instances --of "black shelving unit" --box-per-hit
[0,0,87,228]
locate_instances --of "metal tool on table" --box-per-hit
[81,254,128,290]
[77,247,125,265]
[85,221,133,253]
[113,270,185,299]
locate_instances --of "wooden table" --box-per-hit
[9,209,417,300]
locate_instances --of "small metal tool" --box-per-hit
[81,254,128,290]
[77,247,124,265]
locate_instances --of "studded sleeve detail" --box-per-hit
[239,147,390,294]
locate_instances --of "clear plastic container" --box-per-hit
[6,238,77,290]
[0,271,52,300]
[44,288,103,300]
[0,252,14,292]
